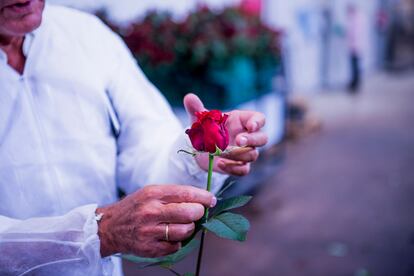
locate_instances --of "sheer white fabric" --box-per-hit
[0,4,227,275]
[0,204,114,276]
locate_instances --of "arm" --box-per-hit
[0,205,110,275]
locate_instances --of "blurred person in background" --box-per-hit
[386,0,414,69]
[320,4,333,88]
[0,0,268,275]
[375,1,390,69]
[346,3,364,92]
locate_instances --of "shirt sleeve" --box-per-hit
[0,204,113,276]
[102,24,228,195]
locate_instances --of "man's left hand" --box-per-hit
[184,93,268,176]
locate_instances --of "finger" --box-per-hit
[218,161,251,177]
[221,147,259,163]
[235,131,268,147]
[238,111,266,133]
[155,185,216,208]
[156,241,181,257]
[155,223,195,242]
[161,203,205,223]
[183,93,207,122]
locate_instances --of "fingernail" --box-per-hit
[210,197,217,208]
[238,136,248,147]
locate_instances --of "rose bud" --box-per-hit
[185,110,229,154]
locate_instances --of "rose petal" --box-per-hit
[186,122,205,151]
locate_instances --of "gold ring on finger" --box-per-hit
[165,224,169,242]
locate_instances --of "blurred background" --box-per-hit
[49,0,414,275]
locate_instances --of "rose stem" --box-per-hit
[195,153,214,276]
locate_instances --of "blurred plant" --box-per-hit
[98,6,282,108]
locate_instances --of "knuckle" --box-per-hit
[140,205,159,222]
[141,185,159,199]
[137,226,153,237]
[180,188,193,202]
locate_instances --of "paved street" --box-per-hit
[124,71,414,276]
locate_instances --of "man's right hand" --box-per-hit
[96,185,216,257]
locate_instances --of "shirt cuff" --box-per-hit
[83,204,114,276]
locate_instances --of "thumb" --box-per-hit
[183,93,207,122]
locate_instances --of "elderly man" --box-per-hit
[0,0,268,275]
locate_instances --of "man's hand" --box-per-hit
[184,93,268,176]
[96,185,216,257]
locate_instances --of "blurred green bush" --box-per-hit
[100,6,282,109]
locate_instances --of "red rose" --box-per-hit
[185,110,229,154]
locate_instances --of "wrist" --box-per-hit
[96,206,116,257]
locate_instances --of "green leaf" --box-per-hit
[122,255,159,264]
[183,273,196,276]
[211,195,252,217]
[203,212,250,241]
[121,238,200,267]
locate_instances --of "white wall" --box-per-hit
[263,0,379,93]
[263,0,323,93]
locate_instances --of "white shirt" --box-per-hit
[0,5,226,275]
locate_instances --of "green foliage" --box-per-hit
[210,195,252,216]
[203,212,250,242]
[122,238,200,267]
[98,7,282,108]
